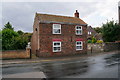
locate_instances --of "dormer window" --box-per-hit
[75,26,82,35]
[53,24,61,34]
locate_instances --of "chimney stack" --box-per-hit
[74,10,79,18]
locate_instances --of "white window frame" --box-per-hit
[89,32,91,35]
[88,31,89,35]
[75,26,82,35]
[53,24,61,34]
[53,41,61,52]
[88,31,91,35]
[76,41,83,50]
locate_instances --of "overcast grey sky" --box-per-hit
[1,0,119,32]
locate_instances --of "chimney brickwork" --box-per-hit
[74,10,79,18]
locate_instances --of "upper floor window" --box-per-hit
[53,24,61,34]
[75,26,82,35]
[88,31,91,35]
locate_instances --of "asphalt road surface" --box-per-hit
[2,51,120,79]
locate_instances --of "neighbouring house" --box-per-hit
[31,10,88,57]
[87,26,102,40]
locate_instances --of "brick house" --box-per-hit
[87,26,102,40]
[31,10,88,57]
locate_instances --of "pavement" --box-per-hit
[3,72,46,78]
[2,50,120,65]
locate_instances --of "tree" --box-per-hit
[93,27,102,33]
[23,33,32,42]
[0,30,2,39]
[17,30,24,35]
[14,32,32,49]
[2,22,32,50]
[102,20,120,42]
[13,36,28,50]
[2,29,19,50]
[2,29,31,50]
[4,22,14,30]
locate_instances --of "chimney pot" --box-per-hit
[74,10,79,18]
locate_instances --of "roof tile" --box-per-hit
[36,13,87,25]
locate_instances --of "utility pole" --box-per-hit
[118,1,120,25]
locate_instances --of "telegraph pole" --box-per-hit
[118,3,120,80]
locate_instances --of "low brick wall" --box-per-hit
[0,48,31,59]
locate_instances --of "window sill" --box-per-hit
[76,49,83,51]
[76,34,82,36]
[53,33,61,34]
[53,51,61,52]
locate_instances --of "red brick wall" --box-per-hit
[35,23,87,57]
[31,14,39,54]
[1,48,30,59]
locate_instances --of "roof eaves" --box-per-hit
[39,21,87,26]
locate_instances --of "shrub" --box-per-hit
[96,40,103,43]
[92,37,97,43]
[87,40,92,43]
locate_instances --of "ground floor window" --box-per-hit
[76,41,83,50]
[53,41,61,52]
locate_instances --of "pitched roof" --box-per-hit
[36,13,87,25]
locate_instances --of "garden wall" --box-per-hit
[0,48,31,59]
[87,42,120,53]
[103,42,120,52]
[87,43,104,53]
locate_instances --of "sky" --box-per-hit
[1,0,120,32]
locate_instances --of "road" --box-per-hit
[2,51,120,79]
